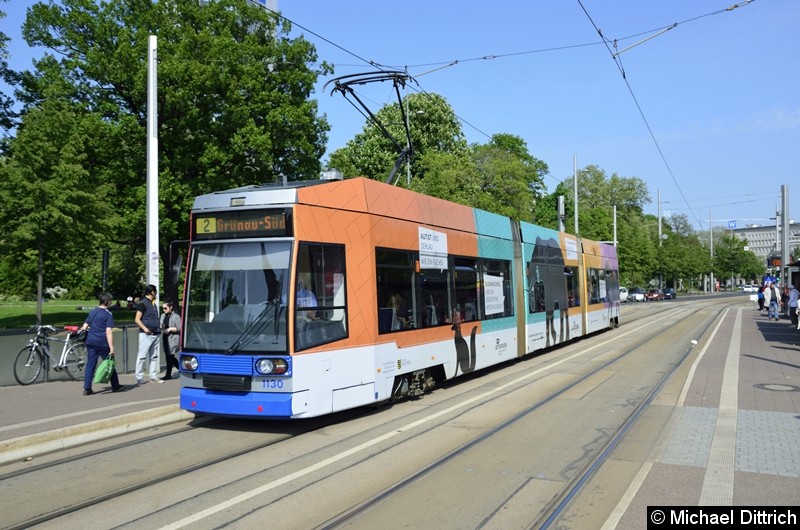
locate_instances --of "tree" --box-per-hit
[0,0,17,132]
[407,149,481,208]
[660,214,710,291]
[0,101,111,320]
[617,214,657,287]
[534,165,653,286]
[13,0,330,303]
[328,91,468,182]
[403,134,547,221]
[328,93,548,220]
[469,134,547,221]
[713,235,759,288]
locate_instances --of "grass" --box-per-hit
[0,300,136,330]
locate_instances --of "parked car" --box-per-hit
[628,287,646,302]
[742,284,758,293]
[619,286,629,302]
[663,288,676,299]
[646,288,665,301]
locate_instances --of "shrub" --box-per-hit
[45,286,69,299]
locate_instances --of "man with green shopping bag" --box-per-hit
[80,292,127,395]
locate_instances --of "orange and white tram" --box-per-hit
[179,176,620,418]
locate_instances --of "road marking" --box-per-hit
[601,462,652,530]
[699,308,740,505]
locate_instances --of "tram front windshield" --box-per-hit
[184,241,291,354]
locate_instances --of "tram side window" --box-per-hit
[588,268,605,303]
[295,243,347,351]
[454,258,479,322]
[419,266,451,327]
[531,281,545,313]
[376,249,417,333]
[606,269,619,302]
[566,266,580,307]
[482,259,512,319]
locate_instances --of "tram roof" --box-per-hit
[192,178,332,211]
[193,177,477,233]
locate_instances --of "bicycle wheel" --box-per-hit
[14,344,44,385]
[63,343,88,381]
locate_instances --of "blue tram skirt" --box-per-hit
[180,387,294,418]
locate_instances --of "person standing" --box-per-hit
[296,279,318,319]
[781,285,790,317]
[788,284,799,328]
[160,300,181,380]
[757,285,765,311]
[80,292,125,395]
[134,284,162,384]
[764,282,781,321]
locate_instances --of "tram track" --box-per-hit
[3,299,744,529]
[134,302,716,529]
[0,411,365,530]
[309,301,736,530]
[2,425,289,530]
[532,304,732,529]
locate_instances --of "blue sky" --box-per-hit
[3,1,799,231]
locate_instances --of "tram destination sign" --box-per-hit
[193,209,290,240]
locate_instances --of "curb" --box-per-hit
[0,405,195,466]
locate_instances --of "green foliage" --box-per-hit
[0,100,112,305]
[1,0,330,309]
[0,0,16,132]
[469,134,547,221]
[328,92,468,181]
[531,193,560,230]
[713,234,763,285]
[407,134,547,221]
[658,214,710,289]
[408,150,480,207]
[329,92,547,221]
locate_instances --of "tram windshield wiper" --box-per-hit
[225,300,283,355]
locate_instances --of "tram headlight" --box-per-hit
[181,355,199,372]
[255,358,288,375]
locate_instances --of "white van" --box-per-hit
[619,286,629,302]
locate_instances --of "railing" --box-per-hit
[0,324,164,386]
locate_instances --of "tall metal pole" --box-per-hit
[658,190,662,289]
[781,185,790,285]
[613,205,617,247]
[573,154,578,235]
[709,212,714,293]
[147,35,160,303]
[657,189,662,245]
[405,94,411,185]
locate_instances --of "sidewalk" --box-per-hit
[0,373,189,466]
[608,303,800,527]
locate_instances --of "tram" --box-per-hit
[179,176,620,418]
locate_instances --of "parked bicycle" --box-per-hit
[13,324,88,385]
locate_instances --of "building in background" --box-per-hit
[732,221,800,282]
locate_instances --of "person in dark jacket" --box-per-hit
[159,300,181,380]
[134,284,162,384]
[80,292,126,395]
